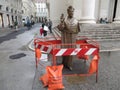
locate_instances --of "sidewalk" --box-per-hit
[0,27,14,37]
[0,27,26,37]
[100,40,120,52]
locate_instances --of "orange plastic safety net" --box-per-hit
[40,73,48,87]
[35,48,41,68]
[89,55,99,74]
[35,48,41,59]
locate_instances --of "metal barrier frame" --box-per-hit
[34,36,100,82]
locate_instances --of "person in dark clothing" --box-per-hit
[41,23,46,36]
[26,19,31,30]
[43,25,49,36]
[48,19,53,33]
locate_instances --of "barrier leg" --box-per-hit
[52,55,57,66]
[96,60,98,83]
[96,70,98,83]
[36,58,38,68]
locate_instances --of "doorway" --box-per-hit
[7,14,10,27]
[113,0,118,21]
[0,13,4,28]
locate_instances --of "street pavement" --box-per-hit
[0,24,120,90]
[0,24,42,90]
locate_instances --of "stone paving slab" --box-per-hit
[99,40,120,52]
[32,51,120,90]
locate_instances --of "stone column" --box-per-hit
[114,0,120,23]
[79,0,96,23]
[107,0,115,23]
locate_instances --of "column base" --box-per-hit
[113,21,120,23]
[113,18,120,23]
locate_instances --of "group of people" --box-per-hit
[99,18,108,24]
[40,19,53,37]
[9,20,18,31]
[26,19,35,30]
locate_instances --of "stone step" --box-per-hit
[78,24,120,41]
[52,24,120,41]
[83,29,120,32]
[52,27,61,40]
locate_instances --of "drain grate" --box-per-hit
[9,53,26,59]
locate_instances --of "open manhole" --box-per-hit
[9,53,26,59]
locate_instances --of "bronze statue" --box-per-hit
[57,6,80,70]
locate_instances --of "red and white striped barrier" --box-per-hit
[36,44,52,53]
[53,48,98,56]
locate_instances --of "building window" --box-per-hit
[11,9,13,13]
[6,7,9,11]
[21,10,24,14]
[15,10,17,14]
[0,5,2,10]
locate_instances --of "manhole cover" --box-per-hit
[9,53,26,59]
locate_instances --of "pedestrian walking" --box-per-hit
[26,19,31,30]
[43,25,49,37]
[14,21,18,31]
[40,24,44,37]
[48,19,53,33]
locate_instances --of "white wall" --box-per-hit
[49,0,70,26]
[73,0,82,20]
[100,0,110,18]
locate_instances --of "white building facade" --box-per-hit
[35,0,48,22]
[22,0,36,24]
[0,0,23,28]
[46,0,120,26]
